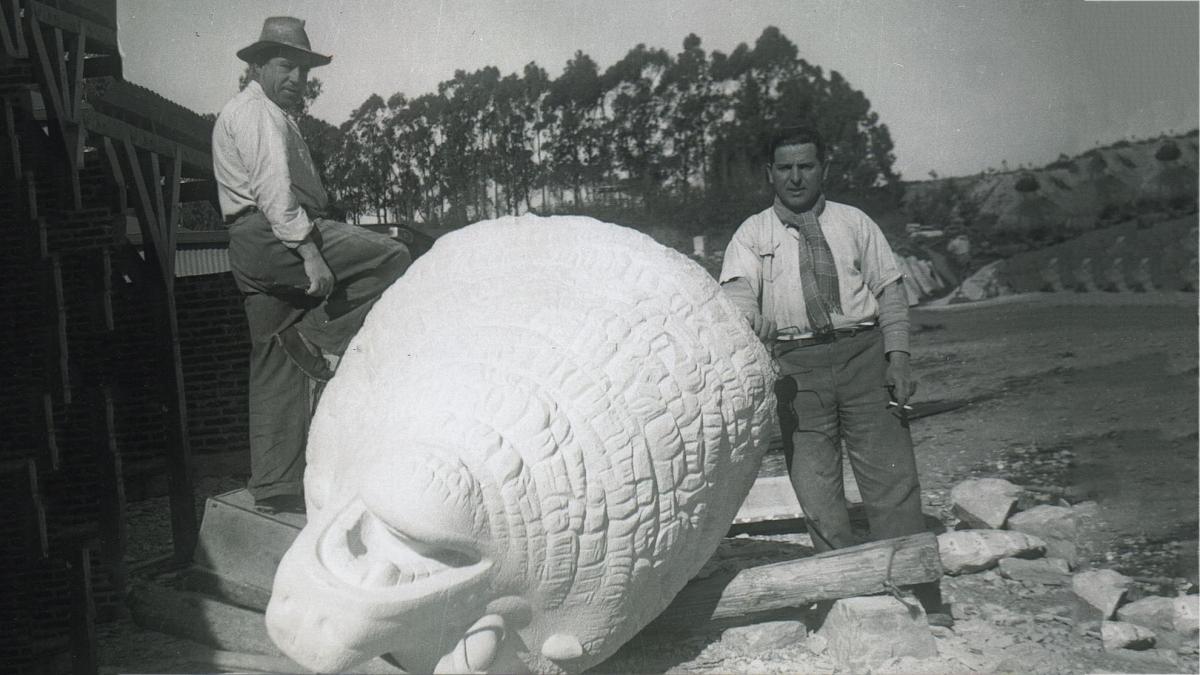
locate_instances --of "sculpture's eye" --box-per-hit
[320,503,479,589]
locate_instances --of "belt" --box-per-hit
[779,322,877,347]
[224,205,325,225]
[224,206,259,225]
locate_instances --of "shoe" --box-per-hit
[276,325,334,382]
[255,494,307,515]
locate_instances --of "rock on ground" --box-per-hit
[1116,595,1177,632]
[1101,620,1157,651]
[951,477,1024,529]
[719,620,806,654]
[937,529,1046,575]
[1072,568,1133,618]
[998,556,1071,585]
[1008,505,1081,568]
[1174,595,1200,635]
[817,595,936,669]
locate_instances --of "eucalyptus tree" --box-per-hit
[545,51,606,207]
[602,44,671,199]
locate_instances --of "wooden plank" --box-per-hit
[164,149,182,280]
[69,547,98,675]
[27,13,67,126]
[101,135,127,214]
[81,109,211,173]
[163,290,197,561]
[0,0,23,57]
[47,254,70,405]
[100,247,114,330]
[41,392,59,470]
[69,26,85,121]
[24,170,37,221]
[2,97,19,180]
[148,151,167,266]
[53,28,68,119]
[12,457,49,558]
[652,532,942,628]
[28,0,117,52]
[96,387,128,598]
[120,138,167,284]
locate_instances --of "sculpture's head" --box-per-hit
[266,446,515,673]
[263,215,779,673]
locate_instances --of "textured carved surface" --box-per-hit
[265,215,776,673]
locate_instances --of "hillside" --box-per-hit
[892,132,1198,299]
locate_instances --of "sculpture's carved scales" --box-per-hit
[268,216,776,673]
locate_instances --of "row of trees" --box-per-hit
[294,27,900,231]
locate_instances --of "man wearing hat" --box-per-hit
[719,125,948,623]
[213,17,412,513]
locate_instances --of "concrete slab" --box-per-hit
[191,489,304,610]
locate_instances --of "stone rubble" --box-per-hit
[1007,504,1082,568]
[817,595,938,669]
[951,477,1025,529]
[1101,620,1156,651]
[937,529,1047,574]
[1072,568,1132,619]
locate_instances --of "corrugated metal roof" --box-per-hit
[175,247,231,277]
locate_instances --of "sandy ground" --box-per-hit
[100,291,1199,674]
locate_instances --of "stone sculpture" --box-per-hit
[264,215,777,673]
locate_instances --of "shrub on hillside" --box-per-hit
[1155,141,1182,162]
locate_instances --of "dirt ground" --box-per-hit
[100,291,1199,674]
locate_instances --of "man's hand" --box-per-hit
[886,350,918,407]
[297,240,334,297]
[749,313,777,342]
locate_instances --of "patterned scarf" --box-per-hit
[773,195,842,334]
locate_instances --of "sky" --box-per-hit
[117,0,1198,180]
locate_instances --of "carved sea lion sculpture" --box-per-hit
[265,215,777,673]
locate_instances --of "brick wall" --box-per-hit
[176,273,251,461]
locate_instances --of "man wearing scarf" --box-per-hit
[720,126,945,621]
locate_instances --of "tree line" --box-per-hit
[253,27,902,233]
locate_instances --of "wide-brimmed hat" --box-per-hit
[236,16,332,68]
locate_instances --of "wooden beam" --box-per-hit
[100,246,114,330]
[11,458,49,558]
[69,25,85,121]
[28,13,68,127]
[3,97,20,180]
[41,392,59,470]
[69,546,98,675]
[46,254,70,405]
[53,28,68,118]
[120,139,168,286]
[28,0,118,53]
[81,109,211,173]
[652,532,942,628]
[0,0,25,57]
[164,150,182,281]
[96,387,128,597]
[101,135,127,214]
[163,290,197,562]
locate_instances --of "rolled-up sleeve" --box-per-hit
[235,107,314,247]
[719,224,764,319]
[859,214,903,295]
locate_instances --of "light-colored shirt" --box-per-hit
[719,201,903,339]
[212,80,327,247]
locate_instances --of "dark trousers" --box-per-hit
[774,329,925,553]
[228,213,411,500]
